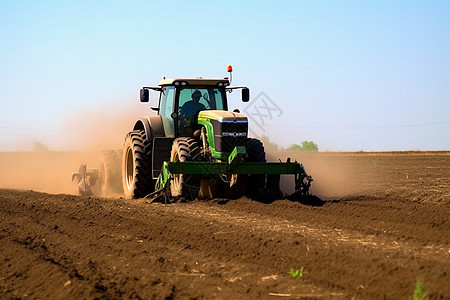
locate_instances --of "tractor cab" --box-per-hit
[159,79,228,138]
[140,78,248,138]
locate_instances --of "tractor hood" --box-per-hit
[197,110,248,156]
[198,110,248,122]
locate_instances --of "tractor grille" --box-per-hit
[211,120,248,153]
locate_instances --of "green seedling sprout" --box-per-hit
[413,278,428,300]
[288,267,305,279]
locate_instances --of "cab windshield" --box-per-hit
[178,87,226,112]
[177,87,227,136]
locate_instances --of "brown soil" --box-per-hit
[0,152,449,299]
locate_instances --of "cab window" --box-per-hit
[177,87,226,137]
[178,87,226,111]
[159,86,175,137]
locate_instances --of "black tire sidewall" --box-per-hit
[122,130,154,199]
[169,137,200,199]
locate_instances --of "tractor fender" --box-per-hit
[133,116,165,143]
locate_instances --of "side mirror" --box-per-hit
[140,88,149,102]
[242,88,250,102]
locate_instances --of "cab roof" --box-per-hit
[158,78,230,86]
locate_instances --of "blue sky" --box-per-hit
[1,0,449,151]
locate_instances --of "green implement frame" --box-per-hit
[155,146,313,196]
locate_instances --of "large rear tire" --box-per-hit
[170,137,201,200]
[122,130,154,199]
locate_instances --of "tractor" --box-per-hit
[121,67,312,201]
[73,67,312,201]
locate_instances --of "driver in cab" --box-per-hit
[179,90,206,135]
[179,90,205,119]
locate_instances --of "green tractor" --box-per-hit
[120,68,312,201]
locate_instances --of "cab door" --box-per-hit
[159,86,175,137]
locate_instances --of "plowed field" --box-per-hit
[0,152,449,299]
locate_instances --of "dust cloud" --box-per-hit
[0,101,154,195]
[0,152,98,194]
[60,101,148,151]
[1,100,368,198]
[266,151,366,199]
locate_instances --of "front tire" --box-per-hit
[122,130,154,199]
[170,137,201,200]
[230,138,268,199]
[245,138,267,197]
